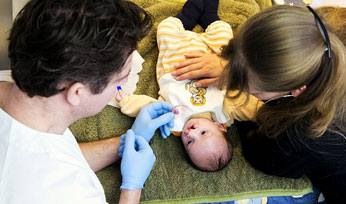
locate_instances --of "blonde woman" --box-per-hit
[173,5,346,203]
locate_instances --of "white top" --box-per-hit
[158,73,229,132]
[0,71,107,204]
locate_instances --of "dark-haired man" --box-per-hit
[0,0,174,203]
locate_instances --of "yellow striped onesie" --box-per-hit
[113,17,263,133]
[156,17,233,80]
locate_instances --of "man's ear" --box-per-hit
[291,85,307,97]
[66,82,87,106]
[215,122,227,133]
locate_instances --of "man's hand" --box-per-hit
[119,130,155,190]
[131,101,174,142]
[171,53,227,87]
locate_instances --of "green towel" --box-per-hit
[70,0,313,203]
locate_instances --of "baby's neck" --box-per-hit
[188,112,213,120]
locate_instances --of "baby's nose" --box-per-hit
[187,128,199,138]
[187,122,198,130]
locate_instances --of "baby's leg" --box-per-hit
[156,17,187,80]
[202,21,233,54]
[198,0,220,30]
[175,0,204,30]
[115,90,124,102]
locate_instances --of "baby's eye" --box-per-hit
[187,140,192,145]
[201,131,206,135]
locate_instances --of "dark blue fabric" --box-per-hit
[201,187,323,204]
[175,0,203,30]
[202,201,235,204]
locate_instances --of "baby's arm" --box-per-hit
[115,90,159,117]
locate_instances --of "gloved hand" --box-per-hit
[131,101,175,142]
[118,130,156,190]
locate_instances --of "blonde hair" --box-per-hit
[220,5,346,138]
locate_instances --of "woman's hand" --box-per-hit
[171,53,228,87]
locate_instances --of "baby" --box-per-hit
[115,0,262,172]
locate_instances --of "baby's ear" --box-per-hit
[215,122,227,133]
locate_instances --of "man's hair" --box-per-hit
[8,0,152,97]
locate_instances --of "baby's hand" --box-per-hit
[115,90,124,102]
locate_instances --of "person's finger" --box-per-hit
[173,63,203,77]
[175,69,208,81]
[142,101,172,119]
[160,126,165,138]
[150,101,173,113]
[115,90,124,102]
[160,124,168,139]
[168,119,174,128]
[123,130,135,154]
[196,78,219,87]
[120,134,125,144]
[152,112,175,129]
[184,53,205,59]
[163,124,171,138]
[174,58,197,69]
[118,134,126,157]
[173,57,202,69]
[118,144,125,157]
[135,135,152,151]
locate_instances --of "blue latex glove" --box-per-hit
[119,130,156,190]
[131,101,175,142]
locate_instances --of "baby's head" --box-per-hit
[181,117,232,172]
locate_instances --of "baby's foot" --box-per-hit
[115,90,124,102]
[198,0,220,30]
[176,0,204,30]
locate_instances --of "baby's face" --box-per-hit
[181,118,228,171]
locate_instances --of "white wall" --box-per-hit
[310,0,346,8]
[12,0,29,20]
[0,0,29,70]
[0,0,12,70]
